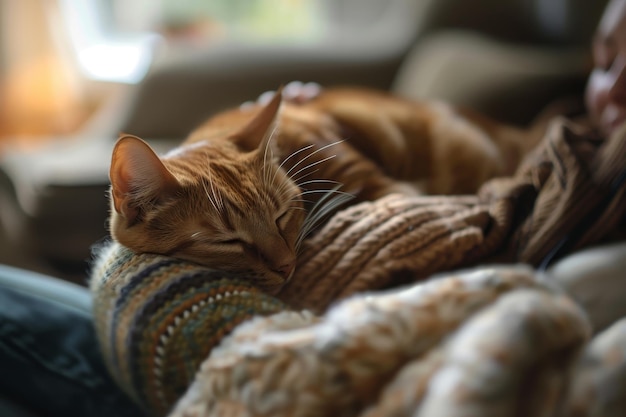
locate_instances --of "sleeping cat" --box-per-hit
[109,83,543,293]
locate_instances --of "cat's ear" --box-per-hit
[233,87,283,152]
[109,134,180,224]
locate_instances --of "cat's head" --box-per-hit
[108,91,304,293]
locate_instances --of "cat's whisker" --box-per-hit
[203,158,225,213]
[297,188,353,215]
[262,124,279,185]
[295,189,353,251]
[190,231,210,242]
[274,168,320,202]
[298,197,351,244]
[284,140,344,178]
[300,202,344,243]
[279,182,338,210]
[277,181,345,210]
[302,186,346,220]
[272,149,320,201]
[272,144,315,185]
[201,178,221,214]
[276,144,315,171]
[299,188,353,198]
[290,198,315,205]
[215,181,225,212]
[291,168,319,186]
[274,178,300,202]
[288,155,337,184]
[296,179,342,188]
[273,169,330,203]
[295,185,352,247]
[275,138,335,189]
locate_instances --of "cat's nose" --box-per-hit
[273,262,295,280]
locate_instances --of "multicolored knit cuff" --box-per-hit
[90,242,287,416]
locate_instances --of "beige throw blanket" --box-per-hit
[171,266,626,417]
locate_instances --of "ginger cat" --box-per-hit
[109,84,541,293]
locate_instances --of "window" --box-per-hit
[0,0,418,141]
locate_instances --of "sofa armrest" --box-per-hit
[0,137,177,278]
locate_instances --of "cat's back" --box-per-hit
[301,87,538,193]
[305,87,433,116]
[183,86,537,194]
[186,87,433,144]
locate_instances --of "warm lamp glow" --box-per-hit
[2,53,86,138]
[0,0,91,141]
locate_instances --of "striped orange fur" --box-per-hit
[109,85,543,293]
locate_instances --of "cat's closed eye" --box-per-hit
[218,238,243,246]
[193,235,246,249]
[217,239,257,255]
[275,212,290,228]
[215,238,251,247]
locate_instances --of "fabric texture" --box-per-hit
[0,265,144,417]
[169,267,596,417]
[90,118,626,416]
[90,244,287,416]
[279,118,626,311]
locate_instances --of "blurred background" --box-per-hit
[0,0,609,284]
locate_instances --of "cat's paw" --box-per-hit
[240,81,322,110]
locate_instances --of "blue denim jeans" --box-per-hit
[0,265,145,417]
